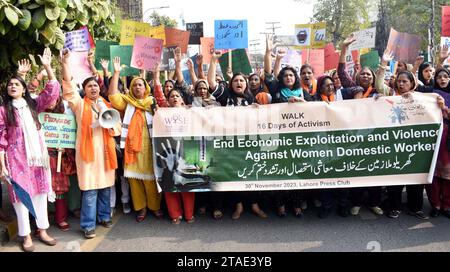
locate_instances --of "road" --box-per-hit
[1,194,450,252]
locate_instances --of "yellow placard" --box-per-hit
[149,25,166,46]
[294,22,326,49]
[120,20,151,45]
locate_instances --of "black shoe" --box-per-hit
[430,208,441,218]
[442,210,450,218]
[408,210,429,220]
[100,220,113,228]
[318,208,332,219]
[337,206,349,217]
[387,210,401,219]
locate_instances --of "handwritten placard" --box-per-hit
[442,6,450,37]
[120,20,151,45]
[219,49,252,81]
[149,25,166,46]
[110,45,140,77]
[165,28,190,54]
[274,35,297,47]
[131,35,163,71]
[348,27,376,51]
[64,28,90,52]
[214,20,248,50]
[302,49,324,76]
[94,40,119,71]
[38,113,77,149]
[386,28,421,64]
[294,22,326,49]
[200,37,228,64]
[186,22,204,45]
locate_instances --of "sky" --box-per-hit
[143,0,316,54]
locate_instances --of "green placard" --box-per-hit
[94,40,119,72]
[360,50,380,71]
[109,45,140,77]
[219,49,253,81]
[38,113,77,149]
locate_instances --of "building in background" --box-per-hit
[117,0,143,21]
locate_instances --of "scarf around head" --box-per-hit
[124,77,154,165]
[81,96,117,170]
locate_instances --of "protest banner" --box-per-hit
[64,28,90,52]
[294,22,326,49]
[68,51,93,85]
[214,20,248,49]
[219,49,252,81]
[110,45,140,77]
[130,36,163,70]
[302,49,324,76]
[186,22,204,44]
[120,20,151,45]
[94,40,119,71]
[153,93,442,192]
[348,27,376,51]
[442,6,450,37]
[360,50,380,71]
[324,43,339,71]
[386,28,421,64]
[79,26,95,48]
[165,28,190,53]
[38,113,77,149]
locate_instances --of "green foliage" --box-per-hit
[312,0,372,45]
[0,0,121,77]
[148,11,177,27]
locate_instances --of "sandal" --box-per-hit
[277,206,287,218]
[294,208,303,218]
[252,208,268,219]
[57,221,70,232]
[232,203,243,220]
[213,210,223,220]
[153,210,164,219]
[136,209,147,222]
[171,216,182,225]
[186,216,195,224]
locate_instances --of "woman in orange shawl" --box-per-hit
[108,57,163,222]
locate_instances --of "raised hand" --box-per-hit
[265,34,276,53]
[341,34,356,48]
[61,48,70,65]
[186,58,194,70]
[212,50,222,61]
[17,59,31,75]
[276,47,287,60]
[173,47,182,63]
[382,49,395,65]
[38,47,52,67]
[439,44,449,63]
[196,54,203,66]
[100,59,109,71]
[88,49,95,63]
[113,56,121,73]
[226,66,233,79]
[414,55,425,66]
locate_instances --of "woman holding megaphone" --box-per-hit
[61,49,121,239]
[107,57,163,223]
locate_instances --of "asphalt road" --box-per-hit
[1,193,450,253]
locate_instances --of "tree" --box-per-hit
[148,11,177,27]
[0,0,120,78]
[311,0,372,46]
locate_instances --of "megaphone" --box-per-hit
[96,99,120,129]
